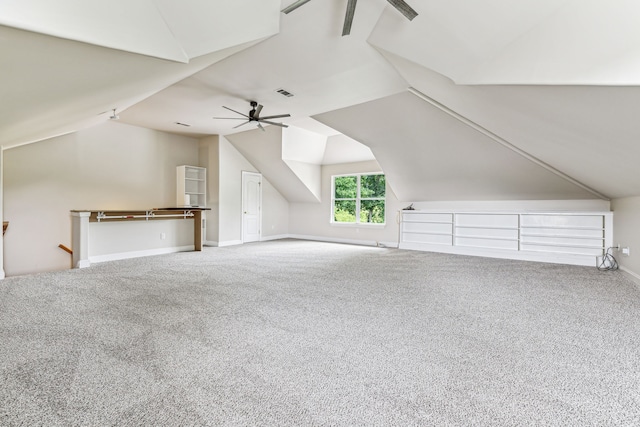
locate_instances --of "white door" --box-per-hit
[242,171,262,243]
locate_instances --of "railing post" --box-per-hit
[71,211,91,268]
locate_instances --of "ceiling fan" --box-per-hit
[212,101,290,132]
[282,0,418,36]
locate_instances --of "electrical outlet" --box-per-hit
[622,247,630,256]
[160,232,166,240]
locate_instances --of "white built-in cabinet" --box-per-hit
[399,210,613,266]
[177,165,206,208]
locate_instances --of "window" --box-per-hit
[332,173,385,224]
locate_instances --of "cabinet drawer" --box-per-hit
[454,236,518,251]
[402,213,453,223]
[455,213,519,228]
[402,233,452,245]
[403,222,452,234]
[520,214,603,229]
[455,226,518,240]
[521,243,603,256]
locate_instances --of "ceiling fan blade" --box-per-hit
[259,114,291,120]
[257,123,265,132]
[387,0,418,21]
[281,0,312,14]
[342,0,358,36]
[254,104,263,119]
[259,120,289,128]
[233,121,251,129]
[222,106,250,118]
[212,117,249,120]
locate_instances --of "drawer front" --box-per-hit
[403,222,452,234]
[454,237,518,251]
[520,214,603,229]
[455,227,518,240]
[455,213,519,228]
[520,243,604,256]
[402,233,453,245]
[403,212,453,223]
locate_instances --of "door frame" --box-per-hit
[241,171,262,243]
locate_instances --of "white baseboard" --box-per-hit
[89,245,194,264]
[288,234,398,249]
[75,260,91,269]
[217,240,243,247]
[620,266,640,287]
[261,234,290,242]
[204,240,218,247]
[399,241,597,267]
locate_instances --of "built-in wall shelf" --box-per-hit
[177,165,206,208]
[399,210,613,266]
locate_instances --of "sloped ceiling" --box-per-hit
[0,0,281,148]
[0,25,262,148]
[369,0,640,85]
[375,50,640,199]
[314,91,600,201]
[0,0,280,62]
[121,0,408,138]
[225,126,321,203]
[2,0,640,202]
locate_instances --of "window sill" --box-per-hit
[330,222,386,228]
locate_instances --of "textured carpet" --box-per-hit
[1,239,640,426]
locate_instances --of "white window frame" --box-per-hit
[331,172,386,226]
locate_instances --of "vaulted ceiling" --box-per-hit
[2,0,640,202]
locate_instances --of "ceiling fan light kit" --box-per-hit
[281,0,418,36]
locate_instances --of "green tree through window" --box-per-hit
[332,174,385,224]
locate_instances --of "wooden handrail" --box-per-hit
[58,244,73,255]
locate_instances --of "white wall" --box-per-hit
[282,160,321,201]
[286,159,612,249]
[262,179,290,239]
[217,136,289,246]
[3,121,199,276]
[199,135,219,244]
[611,196,640,280]
[0,147,4,279]
[289,160,405,247]
[88,219,194,261]
[281,126,324,200]
[227,126,321,203]
[218,136,257,245]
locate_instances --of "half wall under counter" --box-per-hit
[71,208,210,268]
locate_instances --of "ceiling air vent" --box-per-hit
[276,88,294,98]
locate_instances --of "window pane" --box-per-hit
[334,176,357,199]
[360,199,385,224]
[334,200,356,222]
[360,174,386,198]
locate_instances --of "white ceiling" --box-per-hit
[3,0,640,201]
[0,0,281,62]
